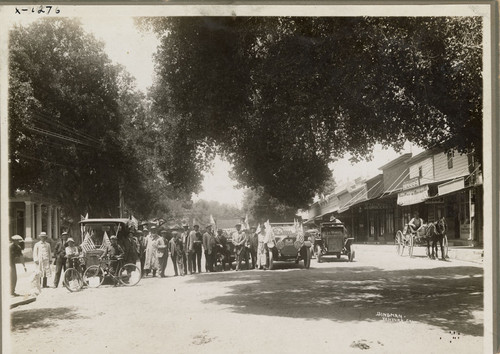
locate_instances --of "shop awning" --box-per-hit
[438,177,465,196]
[397,185,430,206]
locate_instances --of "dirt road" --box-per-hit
[9,245,483,354]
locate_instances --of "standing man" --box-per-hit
[248,226,258,269]
[191,225,203,273]
[203,224,216,272]
[53,231,69,288]
[158,230,169,277]
[168,231,179,276]
[33,232,52,288]
[184,225,195,275]
[144,225,161,277]
[214,228,231,271]
[10,235,26,296]
[136,230,146,276]
[232,223,247,271]
[181,224,190,275]
[123,231,139,266]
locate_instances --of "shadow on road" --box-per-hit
[11,307,87,332]
[187,265,483,336]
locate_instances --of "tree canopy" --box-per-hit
[9,18,162,221]
[142,16,482,208]
[242,187,300,223]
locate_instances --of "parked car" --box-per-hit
[268,222,312,269]
[317,221,355,262]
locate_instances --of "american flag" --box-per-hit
[81,231,111,253]
[297,221,304,243]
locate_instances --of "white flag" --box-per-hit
[210,215,217,233]
[244,214,250,230]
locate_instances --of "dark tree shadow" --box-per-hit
[11,307,87,332]
[187,266,483,336]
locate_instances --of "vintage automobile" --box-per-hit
[317,221,355,262]
[79,218,133,264]
[268,222,312,269]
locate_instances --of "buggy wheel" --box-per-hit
[395,231,403,256]
[443,235,449,259]
[409,235,414,258]
[63,268,83,292]
[117,263,142,286]
[83,265,104,288]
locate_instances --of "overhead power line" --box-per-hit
[33,111,102,145]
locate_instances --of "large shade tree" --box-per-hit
[142,16,482,208]
[9,18,160,222]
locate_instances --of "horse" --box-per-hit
[424,217,447,260]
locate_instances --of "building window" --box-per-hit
[386,210,394,234]
[418,166,423,178]
[447,151,454,169]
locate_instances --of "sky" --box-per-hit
[11,15,423,208]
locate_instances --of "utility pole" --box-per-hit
[118,177,124,218]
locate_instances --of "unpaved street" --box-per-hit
[9,245,483,354]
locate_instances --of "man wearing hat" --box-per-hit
[136,230,146,276]
[168,231,179,276]
[101,235,124,275]
[248,226,258,270]
[144,225,161,277]
[170,231,185,276]
[158,230,169,277]
[33,231,52,288]
[214,228,232,271]
[190,224,202,273]
[202,224,216,272]
[65,237,80,268]
[10,235,26,296]
[53,231,69,288]
[232,223,248,271]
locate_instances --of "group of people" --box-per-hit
[133,222,275,278]
[8,220,276,295]
[9,231,76,295]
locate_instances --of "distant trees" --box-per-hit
[158,199,242,228]
[142,16,482,208]
[242,187,299,223]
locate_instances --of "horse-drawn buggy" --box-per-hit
[394,217,448,259]
[62,218,142,291]
[316,221,355,262]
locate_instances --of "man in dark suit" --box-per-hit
[53,232,68,287]
[203,224,216,272]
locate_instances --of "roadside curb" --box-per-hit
[10,295,36,309]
